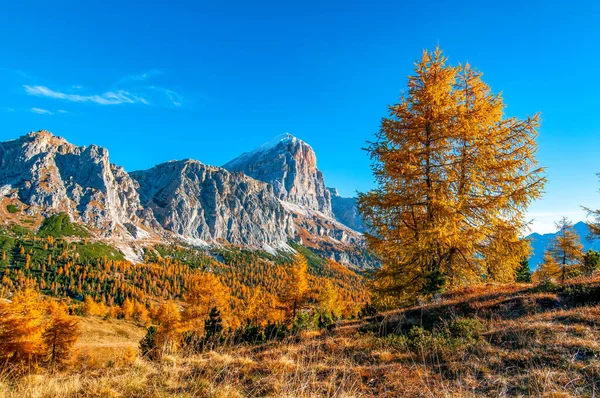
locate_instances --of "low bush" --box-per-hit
[38,213,89,238]
[6,204,18,214]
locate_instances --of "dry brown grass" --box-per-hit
[3,281,600,397]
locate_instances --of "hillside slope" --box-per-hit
[3,279,600,397]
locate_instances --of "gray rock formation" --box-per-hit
[0,130,377,268]
[327,187,365,232]
[282,202,374,269]
[131,160,296,248]
[223,134,333,217]
[0,131,154,239]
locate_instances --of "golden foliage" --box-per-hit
[533,252,561,283]
[155,301,182,355]
[318,280,342,319]
[43,301,79,369]
[82,296,107,317]
[183,273,231,331]
[0,289,48,367]
[358,47,545,301]
[238,286,280,326]
[278,254,309,320]
[546,217,583,282]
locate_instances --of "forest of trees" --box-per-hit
[0,215,371,368]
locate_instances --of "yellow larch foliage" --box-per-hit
[279,253,310,321]
[547,217,583,283]
[358,47,545,302]
[43,301,79,369]
[533,251,561,283]
[183,272,230,331]
[155,301,182,355]
[239,286,280,326]
[120,298,134,320]
[0,288,47,366]
[82,295,107,317]
[318,280,342,319]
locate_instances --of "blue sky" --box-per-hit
[1,0,599,233]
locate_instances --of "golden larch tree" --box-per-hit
[533,251,561,282]
[120,298,134,320]
[279,253,310,320]
[547,217,583,283]
[43,301,79,369]
[240,286,278,326]
[155,301,182,355]
[183,273,230,331]
[0,288,47,366]
[318,280,342,319]
[358,48,545,301]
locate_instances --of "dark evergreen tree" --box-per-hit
[582,249,600,277]
[204,307,223,341]
[139,325,159,360]
[515,259,532,283]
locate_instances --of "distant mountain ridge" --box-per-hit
[0,130,376,269]
[327,188,365,233]
[526,221,600,269]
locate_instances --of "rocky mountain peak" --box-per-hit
[131,159,295,248]
[0,130,376,268]
[0,130,153,240]
[223,134,333,217]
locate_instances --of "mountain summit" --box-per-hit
[0,130,154,241]
[223,134,333,217]
[0,130,376,269]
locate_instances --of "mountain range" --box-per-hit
[0,130,372,268]
[526,221,600,269]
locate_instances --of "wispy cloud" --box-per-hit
[30,107,53,115]
[0,68,36,79]
[149,86,182,107]
[24,85,149,106]
[121,69,163,83]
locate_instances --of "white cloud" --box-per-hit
[24,85,149,105]
[526,211,587,235]
[118,69,163,84]
[132,69,163,81]
[30,107,53,115]
[149,86,182,107]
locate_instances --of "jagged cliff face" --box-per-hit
[327,188,366,233]
[223,134,333,217]
[0,131,376,268]
[0,131,154,239]
[131,160,295,249]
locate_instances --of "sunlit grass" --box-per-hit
[3,278,600,397]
